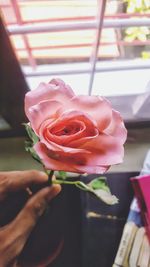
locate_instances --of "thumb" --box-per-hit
[1,185,61,265]
[16,184,61,228]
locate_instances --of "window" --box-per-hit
[0,0,150,123]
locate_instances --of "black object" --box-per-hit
[0,17,29,137]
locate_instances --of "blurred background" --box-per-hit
[0,0,150,122]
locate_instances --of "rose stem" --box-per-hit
[48,170,54,185]
[52,179,88,191]
[43,167,54,186]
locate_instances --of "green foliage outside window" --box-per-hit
[124,0,150,58]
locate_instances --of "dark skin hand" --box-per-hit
[0,170,61,267]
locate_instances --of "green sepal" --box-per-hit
[23,123,39,144]
[58,171,67,180]
[25,141,42,164]
[24,123,41,164]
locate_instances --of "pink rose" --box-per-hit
[25,79,127,174]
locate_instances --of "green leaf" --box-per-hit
[88,177,118,205]
[25,144,42,164]
[23,123,39,144]
[24,140,32,150]
[88,177,109,192]
[58,171,67,180]
[91,188,118,205]
[23,123,41,164]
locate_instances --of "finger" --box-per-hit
[0,170,48,200]
[0,185,61,265]
[19,184,61,224]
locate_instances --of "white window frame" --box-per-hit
[5,0,150,123]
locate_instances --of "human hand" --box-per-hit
[0,170,61,267]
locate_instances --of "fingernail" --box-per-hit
[47,185,61,201]
[52,184,61,194]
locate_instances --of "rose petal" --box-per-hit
[67,95,112,131]
[104,110,127,144]
[50,78,74,97]
[27,100,62,135]
[40,136,91,154]
[41,110,98,146]
[44,120,86,146]
[34,142,87,173]
[75,164,109,174]
[79,133,124,165]
[25,79,75,117]
[39,120,91,154]
[57,109,97,127]
[68,131,99,148]
[35,142,110,174]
